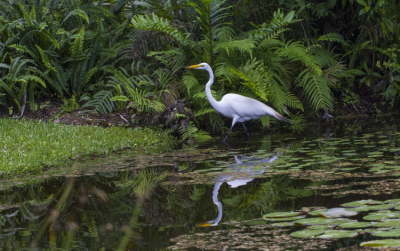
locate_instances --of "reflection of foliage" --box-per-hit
[117,169,168,198]
[1,121,400,249]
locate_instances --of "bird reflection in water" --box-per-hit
[197,149,282,227]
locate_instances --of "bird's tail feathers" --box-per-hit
[274,113,291,123]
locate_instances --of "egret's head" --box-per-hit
[186,62,209,70]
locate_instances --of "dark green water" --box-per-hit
[2,115,400,250]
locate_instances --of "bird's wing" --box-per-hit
[221,94,273,116]
[221,94,289,122]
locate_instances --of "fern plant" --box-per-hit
[0,0,132,112]
[0,57,46,116]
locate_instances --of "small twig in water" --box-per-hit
[119,114,131,124]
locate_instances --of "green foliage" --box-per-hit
[2,0,400,137]
[0,118,172,176]
[0,0,131,110]
[131,14,187,47]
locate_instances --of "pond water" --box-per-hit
[2,115,400,250]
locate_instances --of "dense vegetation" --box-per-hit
[1,0,399,139]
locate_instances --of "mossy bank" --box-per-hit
[0,119,172,177]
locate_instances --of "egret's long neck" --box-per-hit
[205,68,219,109]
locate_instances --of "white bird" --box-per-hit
[186,62,290,141]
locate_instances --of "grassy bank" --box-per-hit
[0,119,172,176]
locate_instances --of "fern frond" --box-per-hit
[194,107,217,117]
[268,80,303,111]
[248,10,298,42]
[62,8,90,25]
[131,14,186,47]
[323,62,346,87]
[278,40,322,76]
[214,25,235,42]
[35,45,55,71]
[111,87,166,113]
[257,38,284,51]
[310,47,339,68]
[71,26,85,55]
[20,29,60,49]
[295,69,333,110]
[182,74,199,97]
[317,33,349,47]
[214,39,256,56]
[81,90,116,114]
[179,121,211,141]
[229,59,272,101]
[20,74,46,88]
[9,44,39,61]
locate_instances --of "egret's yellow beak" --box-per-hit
[196,222,213,227]
[186,64,201,69]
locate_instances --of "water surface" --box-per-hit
[1,115,400,250]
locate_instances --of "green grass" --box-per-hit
[0,119,172,176]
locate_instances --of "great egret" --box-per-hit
[186,62,290,140]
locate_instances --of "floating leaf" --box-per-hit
[339,222,372,228]
[308,225,331,230]
[341,200,383,207]
[263,216,305,222]
[351,206,370,212]
[290,229,325,238]
[372,229,400,237]
[363,212,400,221]
[271,222,294,227]
[373,219,400,227]
[317,230,358,239]
[317,208,358,218]
[366,204,397,211]
[361,239,400,248]
[294,217,352,226]
[262,212,301,218]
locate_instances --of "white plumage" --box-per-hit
[186,62,289,140]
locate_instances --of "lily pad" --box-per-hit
[271,222,295,227]
[317,230,358,239]
[263,215,305,222]
[361,239,400,248]
[385,199,400,204]
[372,229,400,237]
[308,225,331,230]
[363,212,400,221]
[341,200,383,207]
[365,204,397,211]
[262,212,301,218]
[294,217,352,226]
[317,208,358,218]
[373,219,400,227]
[351,206,370,212]
[339,222,372,228]
[290,229,325,238]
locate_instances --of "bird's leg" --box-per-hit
[223,120,237,142]
[241,123,250,136]
[223,126,233,142]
